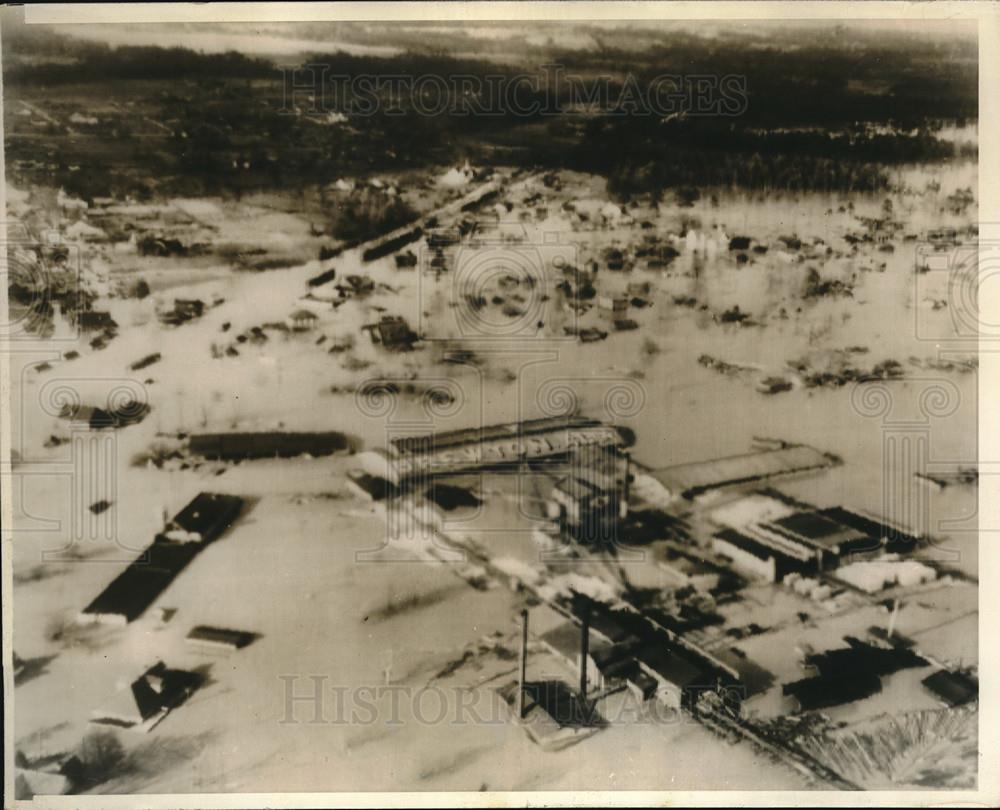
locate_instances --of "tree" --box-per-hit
[77,729,126,786]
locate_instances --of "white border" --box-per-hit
[3,3,997,808]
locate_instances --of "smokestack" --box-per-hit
[621,452,630,517]
[887,597,900,639]
[579,602,590,698]
[517,609,528,719]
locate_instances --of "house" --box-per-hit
[336,274,375,298]
[395,250,418,269]
[76,310,118,333]
[158,298,205,326]
[921,669,978,707]
[596,295,629,320]
[287,309,319,331]
[363,315,417,351]
[58,400,149,430]
[90,661,201,732]
[186,625,257,652]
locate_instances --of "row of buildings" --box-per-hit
[709,493,919,583]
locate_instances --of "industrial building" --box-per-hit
[709,493,902,581]
[385,416,625,483]
[79,493,244,624]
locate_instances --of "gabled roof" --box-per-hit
[91,661,200,727]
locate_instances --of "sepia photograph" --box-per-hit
[1,2,996,806]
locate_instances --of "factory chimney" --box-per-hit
[517,609,529,719]
[579,602,590,699]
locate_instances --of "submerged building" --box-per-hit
[383,416,626,484]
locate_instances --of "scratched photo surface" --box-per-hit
[3,9,980,797]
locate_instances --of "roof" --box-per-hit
[540,621,587,661]
[922,670,978,706]
[171,492,243,538]
[289,309,318,320]
[186,625,256,649]
[636,644,705,688]
[820,506,918,548]
[82,494,242,621]
[769,511,869,552]
[554,475,601,501]
[713,527,774,562]
[391,416,603,454]
[91,662,199,726]
[653,445,833,497]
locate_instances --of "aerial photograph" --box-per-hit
[2,6,983,801]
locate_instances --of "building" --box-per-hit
[635,644,710,710]
[90,661,201,732]
[287,309,319,331]
[536,614,641,697]
[922,669,978,707]
[58,400,150,430]
[363,315,417,351]
[712,528,782,582]
[189,431,351,461]
[596,295,629,321]
[185,625,256,652]
[765,510,879,565]
[79,493,243,624]
[547,469,626,545]
[76,309,117,333]
[655,550,722,593]
[158,298,205,326]
[385,416,625,483]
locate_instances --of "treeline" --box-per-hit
[4,45,274,84]
[2,21,977,201]
[566,119,976,198]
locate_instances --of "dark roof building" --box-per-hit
[90,661,200,730]
[922,670,978,707]
[767,510,878,558]
[186,625,257,652]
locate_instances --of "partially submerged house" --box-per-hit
[922,669,978,707]
[90,661,201,732]
[186,625,257,652]
[287,308,319,331]
[76,309,118,333]
[363,315,418,351]
[58,400,150,430]
[158,298,205,326]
